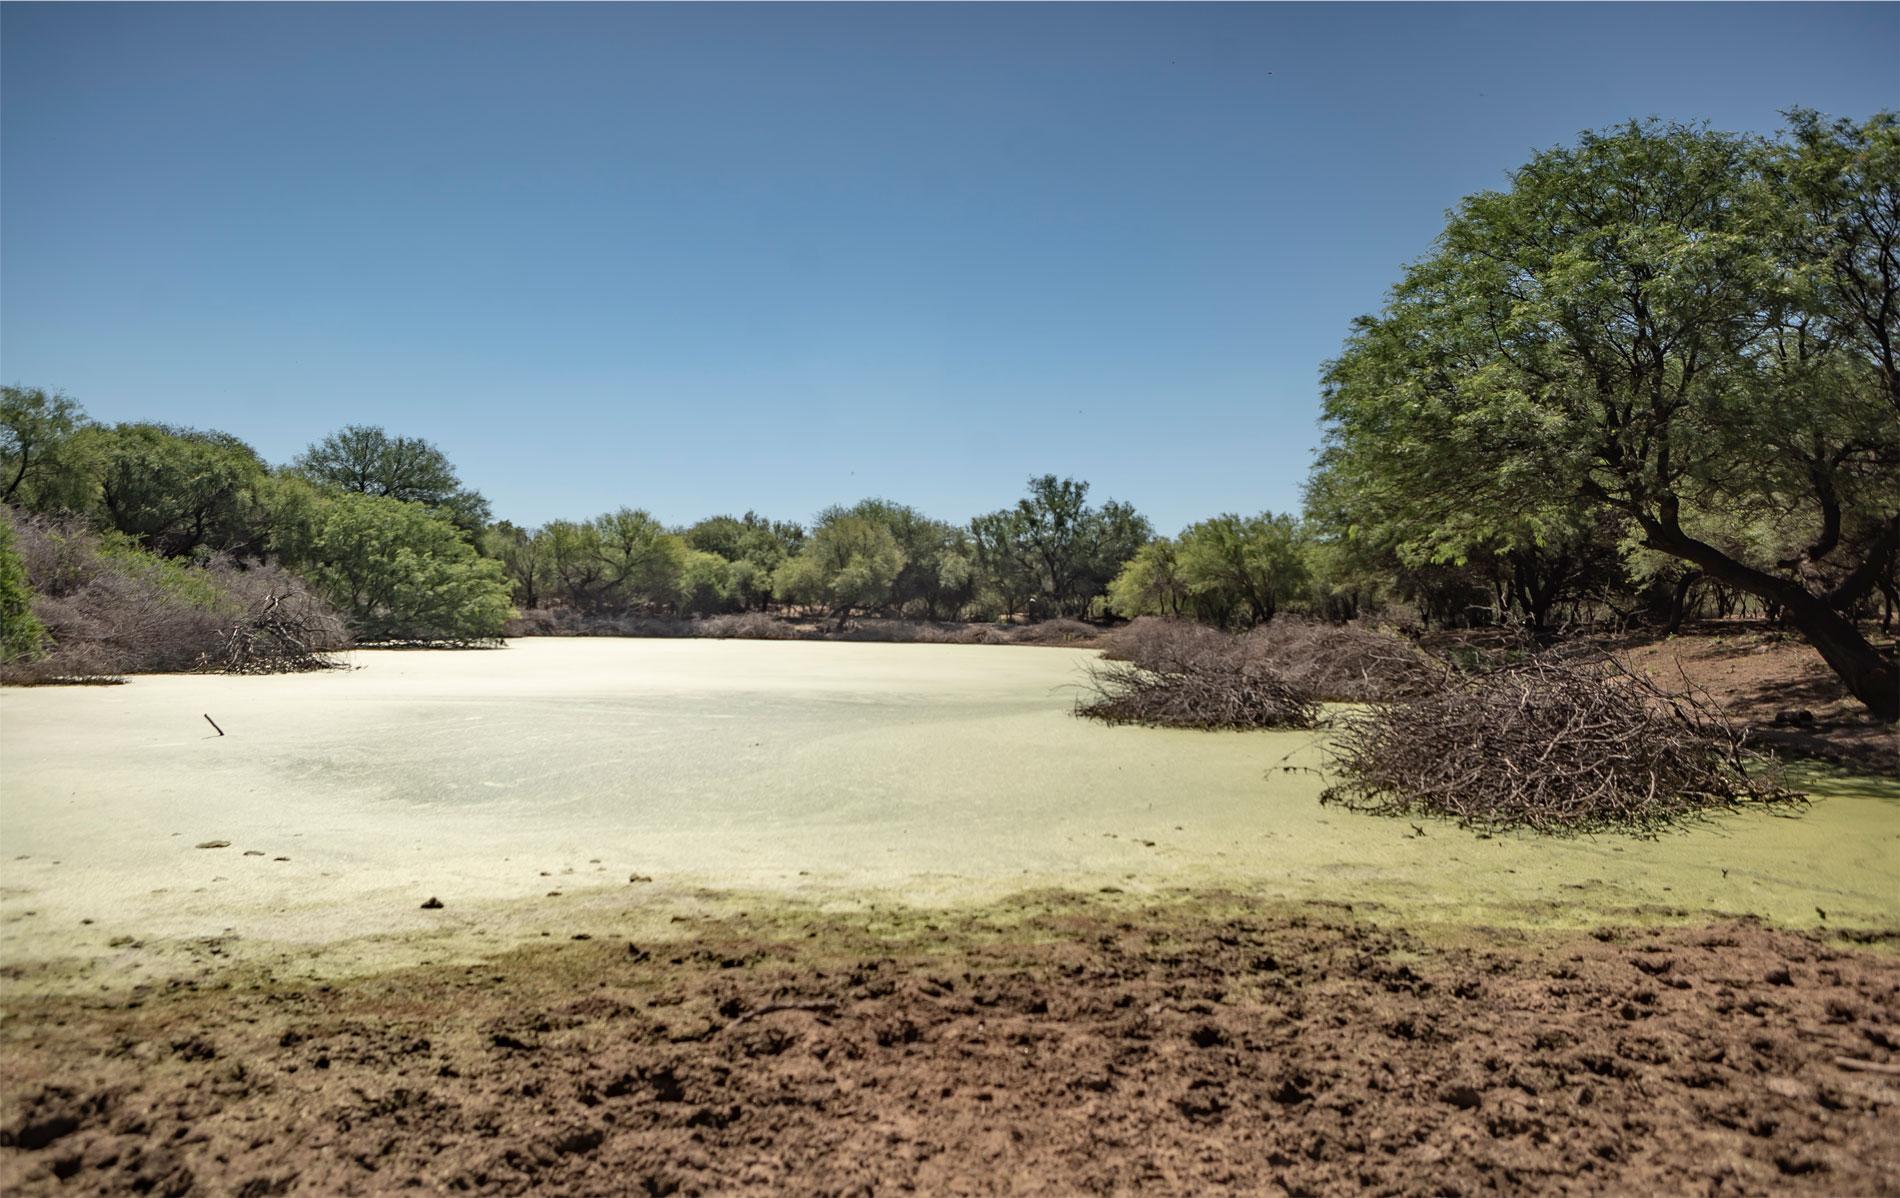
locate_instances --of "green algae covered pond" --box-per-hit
[2,638,1895,969]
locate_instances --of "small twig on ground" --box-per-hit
[203,713,225,737]
[1832,1056,1900,1076]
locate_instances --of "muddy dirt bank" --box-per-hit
[3,893,1896,1197]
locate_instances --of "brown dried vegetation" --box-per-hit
[1,512,347,682]
[1322,653,1806,834]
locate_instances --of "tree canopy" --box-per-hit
[0,387,89,512]
[973,476,1152,619]
[285,491,513,643]
[83,423,268,559]
[773,514,906,621]
[1314,114,1898,718]
[294,425,491,532]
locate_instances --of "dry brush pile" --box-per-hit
[1244,616,1447,702]
[1080,618,1321,730]
[200,587,351,675]
[1088,618,1803,835]
[1320,652,1805,834]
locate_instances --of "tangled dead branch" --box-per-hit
[198,589,350,675]
[1245,618,1449,702]
[1099,616,1444,703]
[1320,652,1804,834]
[1079,625,1320,730]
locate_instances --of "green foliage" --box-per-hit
[819,499,974,618]
[518,509,700,615]
[592,508,691,612]
[1175,513,1311,627]
[969,508,1041,621]
[292,492,513,642]
[684,513,804,612]
[295,424,491,533]
[1109,514,1313,627]
[1319,117,1897,568]
[0,515,45,663]
[972,476,1152,619]
[773,514,906,618]
[480,520,547,610]
[78,422,269,559]
[1106,538,1188,619]
[0,387,90,512]
[679,549,736,615]
[1314,114,1900,714]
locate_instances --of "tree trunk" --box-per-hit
[1779,591,1899,721]
[1664,571,1698,636]
[1645,519,1898,722]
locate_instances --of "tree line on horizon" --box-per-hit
[1,109,1894,718]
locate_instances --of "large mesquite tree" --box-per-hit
[1317,115,1898,719]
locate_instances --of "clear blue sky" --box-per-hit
[3,3,1895,533]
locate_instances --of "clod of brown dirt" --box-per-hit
[193,840,230,849]
[419,896,444,910]
[2,898,1895,1197]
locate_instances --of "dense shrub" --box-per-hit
[1,511,347,681]
[292,492,513,643]
[502,608,692,638]
[1320,654,1803,834]
[0,516,46,663]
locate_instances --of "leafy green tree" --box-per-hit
[1775,110,1900,417]
[1298,531,1390,624]
[684,512,803,611]
[520,509,697,616]
[679,549,737,615]
[1,387,90,511]
[1175,513,1311,627]
[80,423,268,559]
[1087,498,1157,616]
[821,499,975,618]
[969,508,1040,620]
[481,520,547,610]
[1317,116,1899,718]
[592,508,690,613]
[0,515,46,663]
[773,515,905,622]
[973,476,1152,618]
[540,520,611,613]
[1106,537,1188,618]
[292,491,512,642]
[294,425,490,533]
